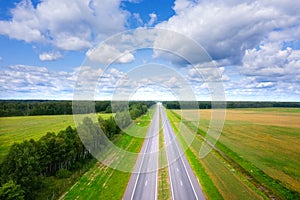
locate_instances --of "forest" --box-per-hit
[0,100,155,117]
[163,101,300,109]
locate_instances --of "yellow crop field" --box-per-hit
[174,108,300,193]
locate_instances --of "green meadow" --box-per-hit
[0,113,112,161]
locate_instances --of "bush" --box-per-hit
[56,169,72,179]
[0,180,25,200]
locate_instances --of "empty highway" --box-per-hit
[160,105,205,200]
[123,105,159,200]
[123,104,205,200]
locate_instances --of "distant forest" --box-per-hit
[0,100,155,117]
[0,100,300,117]
[163,101,300,109]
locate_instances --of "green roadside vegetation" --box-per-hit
[61,109,154,200]
[158,111,171,200]
[61,134,144,200]
[170,109,300,199]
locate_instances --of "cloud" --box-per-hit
[0,0,129,50]
[241,42,300,78]
[188,64,230,83]
[86,44,135,64]
[133,13,144,26]
[223,77,299,101]
[156,0,300,65]
[39,51,62,61]
[124,0,143,3]
[54,35,92,51]
[240,42,300,94]
[151,0,300,101]
[0,65,75,99]
[173,0,196,14]
[0,64,135,100]
[1,63,298,101]
[147,12,157,26]
[0,1,44,43]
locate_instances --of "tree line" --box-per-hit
[1,100,299,117]
[163,101,300,109]
[113,102,149,129]
[0,100,155,117]
[0,102,152,199]
[0,100,109,117]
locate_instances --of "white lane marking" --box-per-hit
[177,167,179,172]
[145,180,148,186]
[180,180,183,186]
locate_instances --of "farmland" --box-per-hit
[167,110,265,199]
[0,113,112,161]
[173,108,300,197]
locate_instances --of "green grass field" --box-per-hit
[0,113,112,161]
[173,108,300,198]
[61,111,153,200]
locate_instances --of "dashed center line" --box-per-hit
[145,180,148,187]
[180,180,183,186]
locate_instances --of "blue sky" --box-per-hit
[0,0,300,101]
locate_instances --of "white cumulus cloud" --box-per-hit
[0,0,129,51]
[39,51,62,61]
[86,44,135,64]
[147,12,157,26]
[156,0,300,65]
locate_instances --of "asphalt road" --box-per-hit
[123,105,159,200]
[123,104,205,200]
[160,105,206,200]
